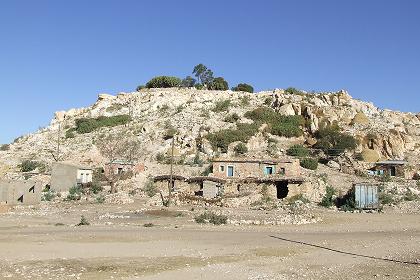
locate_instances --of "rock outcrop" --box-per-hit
[0,88,419,182]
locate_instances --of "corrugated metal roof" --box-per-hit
[375,160,408,165]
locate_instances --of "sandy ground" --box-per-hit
[0,200,419,280]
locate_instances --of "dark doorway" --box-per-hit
[390,166,396,176]
[276,181,289,199]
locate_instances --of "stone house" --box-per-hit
[104,160,145,178]
[368,160,408,178]
[50,162,93,192]
[212,158,301,179]
[0,179,42,205]
[153,157,304,201]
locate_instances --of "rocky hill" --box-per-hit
[1,88,419,197]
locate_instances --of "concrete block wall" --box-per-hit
[0,180,42,206]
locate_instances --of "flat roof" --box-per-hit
[375,160,408,165]
[54,162,93,170]
[213,158,296,164]
[107,160,135,165]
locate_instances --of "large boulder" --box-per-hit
[277,104,296,116]
[54,111,66,121]
[360,149,381,162]
[351,112,369,125]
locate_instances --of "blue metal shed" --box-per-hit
[354,184,379,209]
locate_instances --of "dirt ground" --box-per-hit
[0,200,419,280]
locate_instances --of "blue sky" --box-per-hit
[1,0,419,144]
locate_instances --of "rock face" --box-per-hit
[1,88,419,182]
[351,112,369,125]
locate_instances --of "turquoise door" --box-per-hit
[227,166,234,177]
[264,166,274,175]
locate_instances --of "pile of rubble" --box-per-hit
[104,192,134,204]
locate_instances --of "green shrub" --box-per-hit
[65,129,76,139]
[336,189,356,211]
[13,136,25,143]
[314,125,357,156]
[163,127,178,140]
[285,87,305,95]
[136,85,145,91]
[88,183,103,194]
[145,76,181,88]
[244,107,304,137]
[208,77,229,91]
[319,186,336,207]
[156,152,166,163]
[180,76,196,88]
[287,144,309,157]
[67,185,82,201]
[403,190,419,201]
[300,158,318,170]
[379,192,394,205]
[0,144,10,151]
[42,190,56,202]
[175,105,184,113]
[77,215,90,226]
[74,115,131,134]
[144,179,157,197]
[96,195,105,204]
[234,142,248,155]
[19,160,42,172]
[206,123,259,152]
[193,154,204,166]
[264,97,272,106]
[224,113,240,123]
[271,122,303,137]
[195,84,204,90]
[213,100,231,112]
[239,95,251,106]
[194,212,228,225]
[106,104,124,112]
[232,83,254,93]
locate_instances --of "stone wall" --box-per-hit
[213,159,301,179]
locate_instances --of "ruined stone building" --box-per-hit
[0,179,42,205]
[50,162,93,192]
[212,158,301,179]
[368,160,408,178]
[104,160,144,178]
[153,157,305,200]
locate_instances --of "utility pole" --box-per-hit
[167,136,175,207]
[56,122,61,162]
